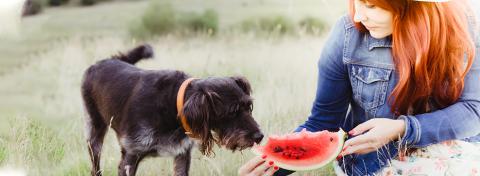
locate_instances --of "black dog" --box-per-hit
[81,44,263,176]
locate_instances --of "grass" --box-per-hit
[0,0,348,175]
[0,142,6,165]
[239,15,295,36]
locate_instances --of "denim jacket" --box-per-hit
[275,13,480,176]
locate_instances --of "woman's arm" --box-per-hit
[399,34,480,147]
[294,15,352,133]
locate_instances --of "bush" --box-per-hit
[48,0,69,6]
[142,3,176,35]
[80,0,96,6]
[183,9,219,35]
[130,2,219,39]
[23,0,44,16]
[240,15,294,35]
[129,3,177,39]
[299,17,328,35]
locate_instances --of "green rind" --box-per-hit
[253,129,346,171]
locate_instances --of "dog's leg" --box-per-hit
[173,147,192,176]
[118,150,145,176]
[87,126,107,176]
[83,93,108,176]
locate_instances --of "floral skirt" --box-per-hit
[334,140,480,176]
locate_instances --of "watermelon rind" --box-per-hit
[253,129,346,171]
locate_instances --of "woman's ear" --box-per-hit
[231,76,252,95]
[182,92,215,156]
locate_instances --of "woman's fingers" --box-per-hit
[343,133,374,149]
[341,142,376,155]
[251,160,275,175]
[238,155,266,175]
[354,148,379,155]
[349,119,376,136]
[341,119,406,156]
[263,165,279,176]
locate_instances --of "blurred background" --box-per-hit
[0,0,475,176]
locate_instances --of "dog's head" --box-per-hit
[182,76,263,156]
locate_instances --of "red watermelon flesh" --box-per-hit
[253,128,346,171]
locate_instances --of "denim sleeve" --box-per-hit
[273,16,351,176]
[294,16,351,133]
[399,32,480,148]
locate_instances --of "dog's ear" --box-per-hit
[182,92,216,156]
[231,76,252,95]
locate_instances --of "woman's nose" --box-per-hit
[354,10,367,22]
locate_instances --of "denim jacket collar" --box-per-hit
[366,34,392,51]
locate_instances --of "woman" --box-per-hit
[238,0,480,175]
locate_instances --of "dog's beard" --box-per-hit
[214,130,255,152]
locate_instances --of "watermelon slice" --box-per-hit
[253,128,346,171]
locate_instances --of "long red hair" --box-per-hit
[349,0,476,115]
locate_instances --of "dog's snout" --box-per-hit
[252,132,264,144]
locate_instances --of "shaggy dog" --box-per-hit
[81,44,263,176]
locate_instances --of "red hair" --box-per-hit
[349,0,476,115]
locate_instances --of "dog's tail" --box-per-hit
[113,44,154,65]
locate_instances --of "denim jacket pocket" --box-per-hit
[350,65,392,115]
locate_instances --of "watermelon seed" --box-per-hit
[273,146,283,153]
[330,137,333,142]
[296,156,300,159]
[299,147,306,152]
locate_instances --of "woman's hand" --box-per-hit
[238,155,279,176]
[340,118,406,156]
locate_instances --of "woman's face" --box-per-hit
[353,0,393,39]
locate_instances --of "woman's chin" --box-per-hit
[369,32,391,39]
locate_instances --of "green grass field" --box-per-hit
[0,0,347,175]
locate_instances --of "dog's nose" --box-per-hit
[252,132,264,144]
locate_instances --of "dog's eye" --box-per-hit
[245,102,253,113]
